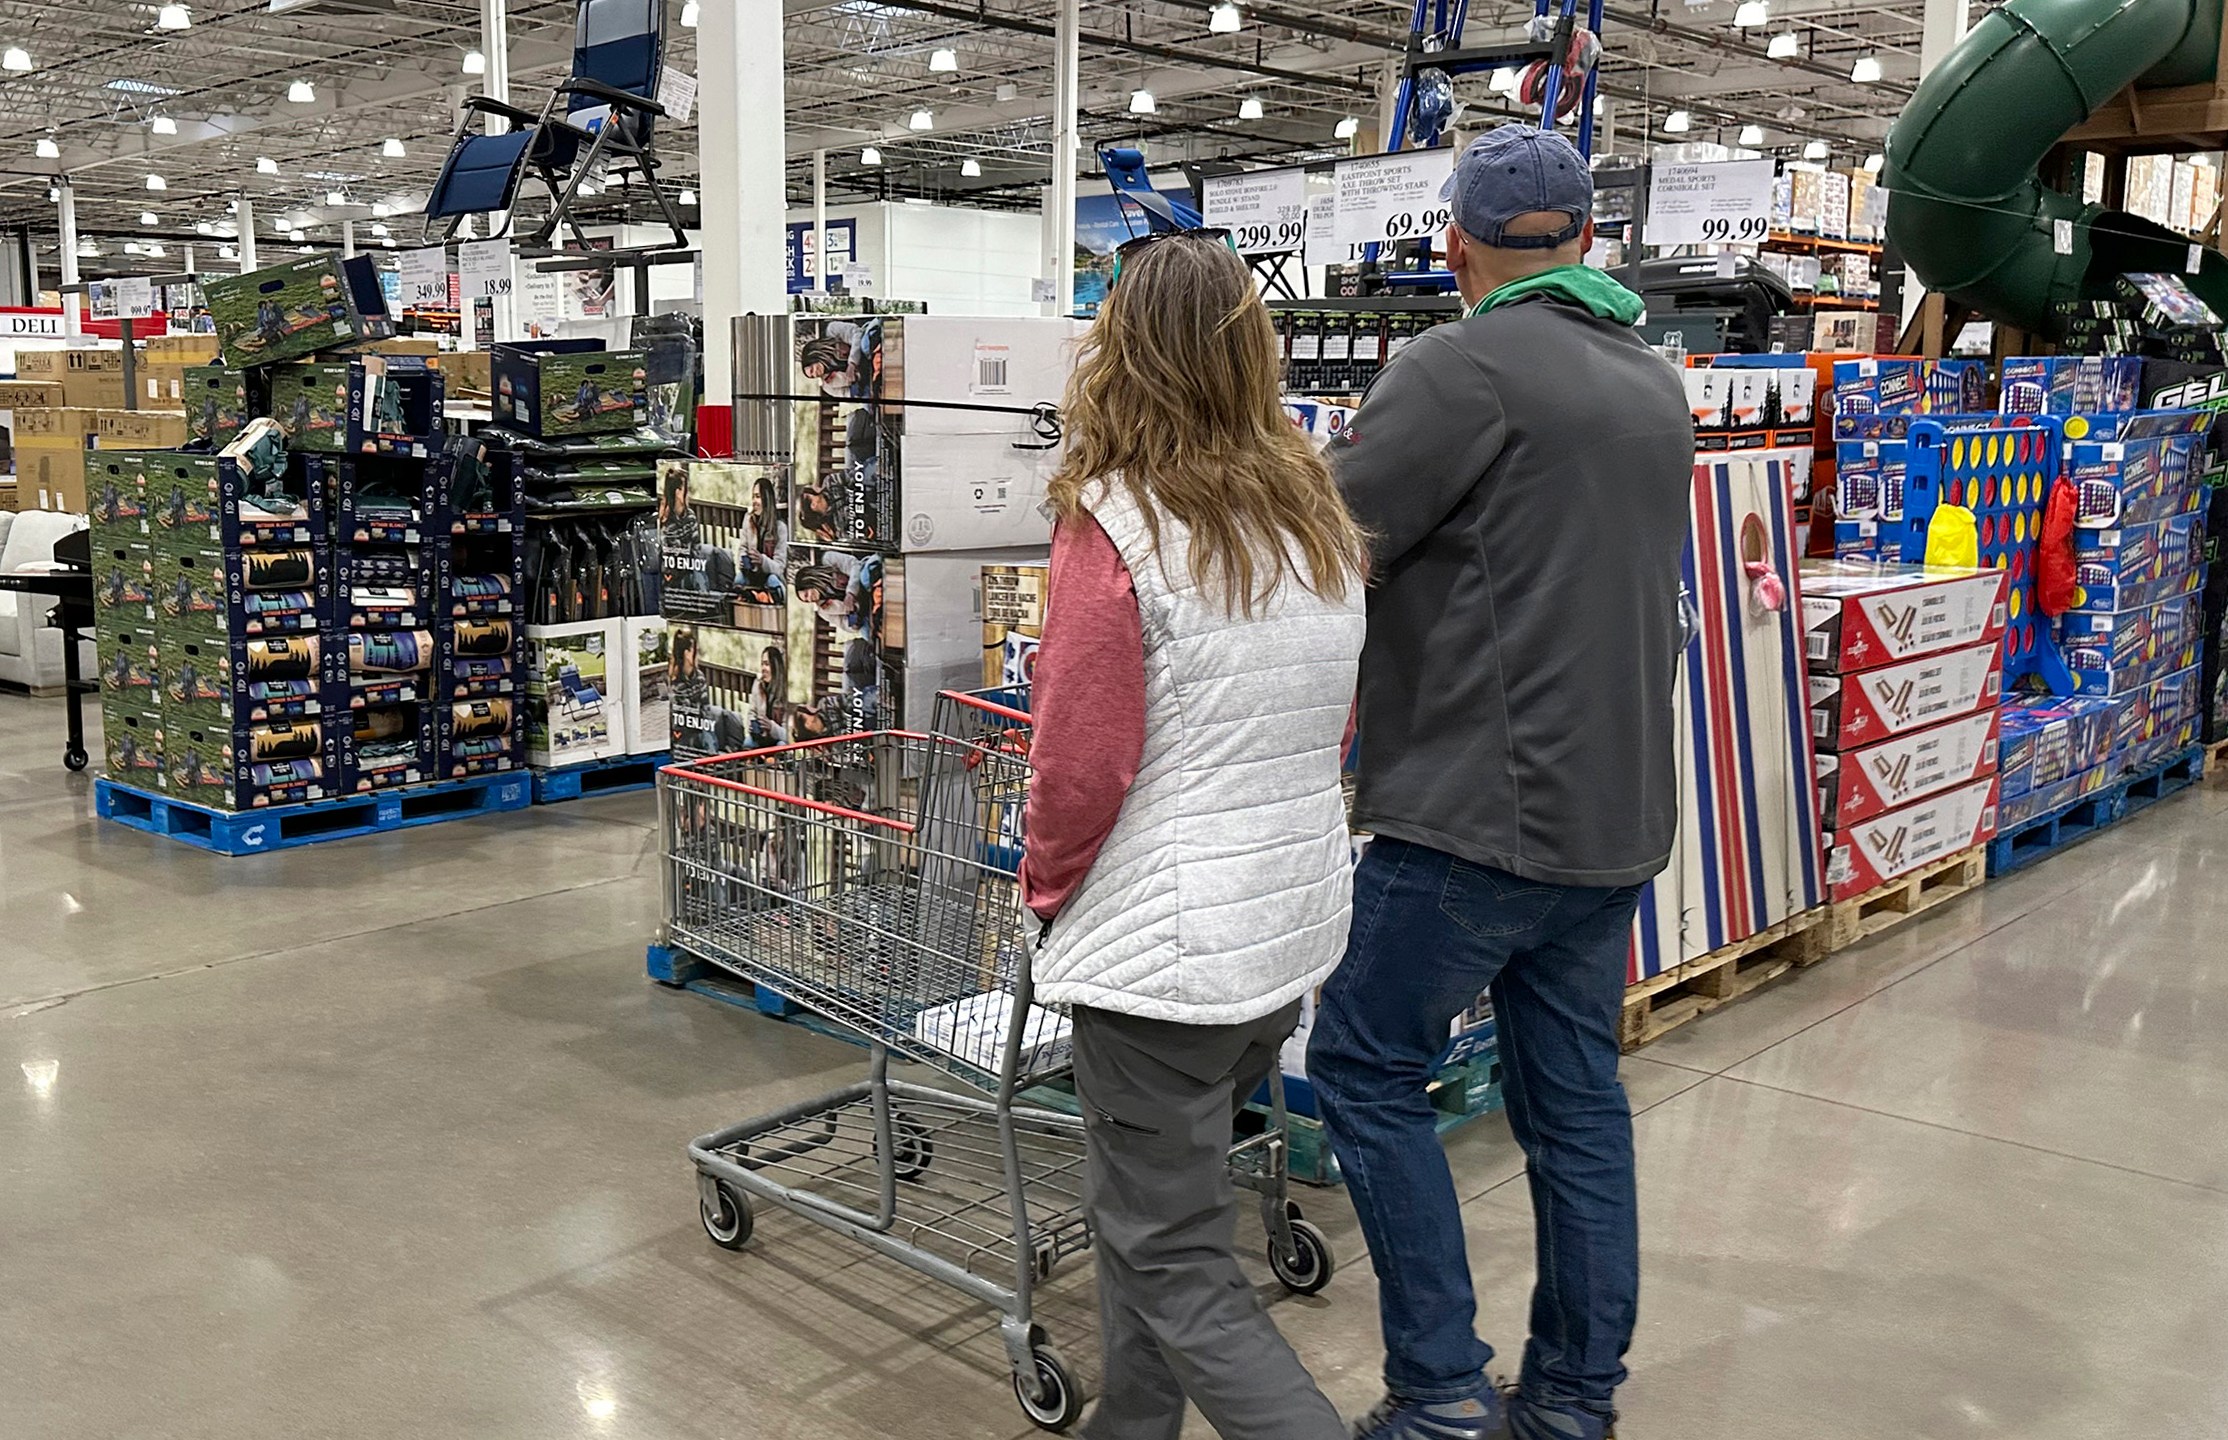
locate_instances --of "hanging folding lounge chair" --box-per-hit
[422,0,690,257]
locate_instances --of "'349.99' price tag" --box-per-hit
[397,245,451,307]
[458,237,515,300]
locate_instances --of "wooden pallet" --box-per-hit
[1817,845,1986,952]
[1620,909,1830,1051]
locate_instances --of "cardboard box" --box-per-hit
[1801,562,2008,673]
[1824,774,1998,900]
[1998,356,2144,416]
[14,348,67,380]
[202,251,393,368]
[346,355,446,457]
[525,619,624,767]
[616,614,671,754]
[144,451,327,551]
[15,438,87,513]
[162,632,338,730]
[1816,707,2000,827]
[102,701,165,785]
[340,700,437,793]
[1997,693,2117,798]
[0,379,64,409]
[667,619,792,759]
[223,717,341,808]
[1999,761,2113,829]
[659,458,791,625]
[87,452,148,536]
[138,363,187,406]
[492,340,645,436]
[1811,312,1898,355]
[183,366,252,446]
[2069,512,2205,612]
[144,334,221,365]
[91,534,156,628]
[94,408,189,450]
[2061,590,2203,694]
[786,543,901,737]
[434,536,523,623]
[268,362,350,452]
[1831,358,1988,439]
[438,696,523,778]
[333,458,436,546]
[981,562,1047,688]
[162,544,331,645]
[14,406,98,442]
[2068,428,2207,531]
[423,349,491,397]
[61,372,128,410]
[1808,639,2003,750]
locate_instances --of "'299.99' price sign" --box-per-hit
[1202,166,1308,255]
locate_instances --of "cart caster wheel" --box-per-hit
[1269,1218,1335,1295]
[63,746,87,773]
[699,1179,753,1251]
[890,1114,933,1182]
[1013,1344,1083,1431]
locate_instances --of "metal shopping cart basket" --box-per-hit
[660,686,1335,1431]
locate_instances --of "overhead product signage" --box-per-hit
[1646,158,1776,246]
[458,236,515,300]
[1303,193,1355,267]
[1332,149,1455,247]
[113,276,157,319]
[1201,165,1307,254]
[397,245,451,307]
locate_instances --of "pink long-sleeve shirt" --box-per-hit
[1018,513,1147,922]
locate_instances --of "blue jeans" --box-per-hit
[1308,836,1642,1416]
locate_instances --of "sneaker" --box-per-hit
[1351,1391,1510,1440]
[1505,1392,1616,1440]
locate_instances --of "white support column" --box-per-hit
[813,148,828,293]
[184,243,196,274]
[698,0,789,411]
[341,220,356,258]
[1045,0,1080,316]
[56,180,79,337]
[481,0,518,342]
[1904,0,1971,328]
[236,194,258,271]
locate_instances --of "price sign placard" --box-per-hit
[1645,159,1775,247]
[1202,166,1308,255]
[1333,150,1455,247]
[398,246,451,307]
[113,276,157,320]
[1302,193,1347,266]
[459,237,515,300]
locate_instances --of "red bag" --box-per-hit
[2037,475,2078,617]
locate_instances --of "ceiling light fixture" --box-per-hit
[1864,152,1885,172]
[903,196,931,207]
[1209,2,1242,33]
[147,243,165,258]
[1334,114,1360,139]
[678,187,697,205]
[145,173,167,190]
[1850,53,1882,83]
[287,79,315,103]
[1738,123,1764,146]
[1238,96,1264,120]
[576,180,597,196]
[961,157,981,177]
[194,219,213,235]
[382,137,405,158]
[288,228,305,241]
[2,48,31,72]
[371,223,389,237]
[462,49,485,74]
[370,201,392,217]
[909,108,933,131]
[157,3,191,29]
[151,115,178,135]
[77,240,98,257]
[1767,31,1800,58]
[861,146,881,166]
[257,155,279,174]
[123,241,143,255]
[325,189,345,205]
[140,210,158,225]
[1732,0,1769,26]
[680,0,699,25]
[1129,89,1156,114]
[1663,109,1692,133]
[1803,138,1830,159]
[929,47,958,72]
[219,244,235,259]
[35,137,57,159]
[995,81,1017,101]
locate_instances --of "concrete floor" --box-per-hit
[4,692,2227,1439]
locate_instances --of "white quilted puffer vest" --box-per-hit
[1034,478,1366,1025]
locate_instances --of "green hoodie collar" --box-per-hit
[1469,264,1646,326]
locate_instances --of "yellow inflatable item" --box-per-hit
[1926,503,1980,569]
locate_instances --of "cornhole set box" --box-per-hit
[1998,693,2116,800]
[346,355,446,456]
[1815,707,2000,828]
[268,362,350,452]
[492,340,646,437]
[184,366,253,446]
[202,252,393,368]
[1809,639,2003,749]
[1802,562,2008,674]
[525,618,623,767]
[1824,774,1998,900]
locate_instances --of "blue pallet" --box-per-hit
[95,772,531,856]
[532,751,671,804]
[646,944,803,1016]
[1987,744,2205,876]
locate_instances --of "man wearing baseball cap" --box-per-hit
[1310,124,1695,1440]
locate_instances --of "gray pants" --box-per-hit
[1071,1002,1346,1440]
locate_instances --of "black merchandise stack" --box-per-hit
[430,441,527,780]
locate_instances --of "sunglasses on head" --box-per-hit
[1109,227,1238,285]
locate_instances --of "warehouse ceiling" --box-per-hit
[0,0,1922,275]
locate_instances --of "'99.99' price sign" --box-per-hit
[1645,159,1775,248]
[1202,166,1308,255]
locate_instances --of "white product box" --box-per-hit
[525,618,624,768]
[616,613,672,755]
[891,546,1049,730]
[1801,562,2009,673]
[913,990,1073,1074]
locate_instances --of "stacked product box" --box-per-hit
[1681,355,1827,527]
[332,449,439,794]
[1831,358,1988,562]
[2060,410,2210,769]
[1802,561,2009,900]
[432,441,526,780]
[1996,693,2119,829]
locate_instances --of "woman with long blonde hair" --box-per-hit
[1018,231,1367,1440]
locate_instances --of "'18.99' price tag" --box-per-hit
[459,237,515,300]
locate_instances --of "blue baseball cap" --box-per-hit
[1439,125,1593,249]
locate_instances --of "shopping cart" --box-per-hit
[661,687,1335,1432]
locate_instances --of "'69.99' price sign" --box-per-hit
[1201,165,1308,255]
[1333,149,1455,247]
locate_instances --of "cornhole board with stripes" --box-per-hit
[1630,450,1825,984]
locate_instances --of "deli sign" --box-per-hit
[0,308,67,339]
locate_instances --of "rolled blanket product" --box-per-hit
[249,759,326,786]
[241,636,321,682]
[449,698,513,737]
[248,720,324,763]
[449,619,514,657]
[351,630,436,674]
[241,549,317,589]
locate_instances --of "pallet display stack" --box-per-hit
[1829,357,1990,562]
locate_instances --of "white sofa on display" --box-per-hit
[0,510,96,694]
